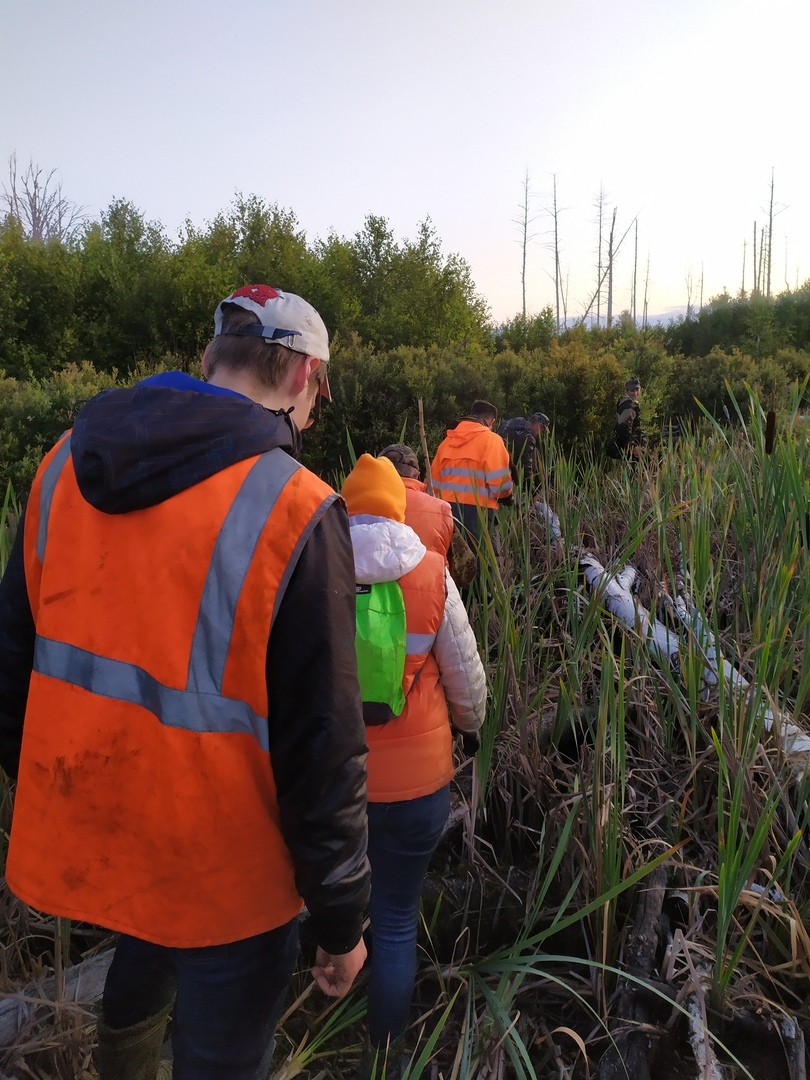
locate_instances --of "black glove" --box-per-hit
[460,730,481,757]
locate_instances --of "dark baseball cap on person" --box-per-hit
[378,443,419,474]
[626,377,641,391]
[529,412,550,426]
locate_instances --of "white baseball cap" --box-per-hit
[214,284,331,401]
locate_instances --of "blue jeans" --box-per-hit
[102,918,299,1080]
[366,786,450,1047]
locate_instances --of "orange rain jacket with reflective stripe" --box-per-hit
[365,550,452,802]
[8,435,337,948]
[401,477,453,560]
[430,420,513,510]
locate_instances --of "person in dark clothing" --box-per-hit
[497,411,549,490]
[614,377,645,460]
[0,285,370,1080]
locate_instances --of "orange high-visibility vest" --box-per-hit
[430,422,512,510]
[402,478,453,560]
[365,550,451,802]
[8,434,337,948]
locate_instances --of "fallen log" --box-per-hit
[782,1015,807,1080]
[571,547,810,778]
[684,966,723,1080]
[0,948,111,1046]
[578,553,680,669]
[666,551,810,763]
[595,864,669,1080]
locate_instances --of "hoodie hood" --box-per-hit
[70,376,300,514]
[348,515,426,584]
[442,418,496,452]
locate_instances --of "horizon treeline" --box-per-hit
[1,192,810,492]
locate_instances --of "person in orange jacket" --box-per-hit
[430,399,513,553]
[341,455,486,1075]
[0,286,370,1080]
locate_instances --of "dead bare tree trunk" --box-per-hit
[753,221,759,294]
[643,253,650,328]
[699,261,704,311]
[552,174,561,332]
[578,213,637,327]
[685,266,694,320]
[632,219,639,325]
[595,184,606,328]
[767,167,774,299]
[758,228,767,296]
[606,207,616,328]
[513,170,537,320]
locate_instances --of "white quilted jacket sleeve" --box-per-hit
[433,569,487,732]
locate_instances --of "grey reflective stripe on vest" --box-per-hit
[33,635,272,750]
[32,446,336,749]
[187,448,300,695]
[36,435,72,563]
[406,632,436,656]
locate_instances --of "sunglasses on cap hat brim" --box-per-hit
[312,357,331,403]
[301,360,332,432]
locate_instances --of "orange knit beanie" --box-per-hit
[341,454,407,522]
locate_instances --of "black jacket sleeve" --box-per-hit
[265,498,370,955]
[0,505,35,780]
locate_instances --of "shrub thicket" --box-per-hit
[2,198,809,493]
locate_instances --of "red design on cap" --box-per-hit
[231,285,279,305]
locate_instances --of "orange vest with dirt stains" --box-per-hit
[402,477,453,561]
[7,434,337,948]
[365,550,452,802]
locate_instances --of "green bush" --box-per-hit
[0,362,124,494]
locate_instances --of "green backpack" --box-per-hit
[355,581,407,725]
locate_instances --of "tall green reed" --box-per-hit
[710,726,803,1010]
[0,481,19,575]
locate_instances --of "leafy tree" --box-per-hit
[315,215,489,350]
[0,363,121,493]
[492,308,555,353]
[76,200,175,373]
[0,218,80,379]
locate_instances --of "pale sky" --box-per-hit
[1,0,808,324]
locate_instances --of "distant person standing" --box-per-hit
[613,377,645,460]
[497,411,549,491]
[430,400,513,551]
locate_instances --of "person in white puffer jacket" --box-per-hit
[341,453,486,1076]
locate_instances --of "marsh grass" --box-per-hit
[0,481,18,574]
[2,387,810,1077]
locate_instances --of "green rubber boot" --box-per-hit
[95,999,174,1080]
